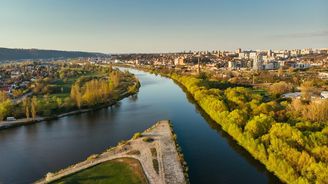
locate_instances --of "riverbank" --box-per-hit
[35,120,187,184]
[117,65,290,182]
[141,69,324,183]
[0,80,140,131]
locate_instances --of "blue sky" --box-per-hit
[0,0,327,53]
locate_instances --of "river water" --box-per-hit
[0,68,281,184]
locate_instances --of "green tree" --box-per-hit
[228,109,248,128]
[300,81,315,101]
[22,97,30,119]
[0,99,13,121]
[31,96,38,120]
[70,84,82,109]
[245,114,274,138]
[109,71,120,89]
[269,81,291,97]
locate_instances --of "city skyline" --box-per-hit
[0,0,327,53]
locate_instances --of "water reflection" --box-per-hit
[0,68,281,184]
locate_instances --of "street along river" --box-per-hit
[0,68,281,183]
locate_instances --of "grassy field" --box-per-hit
[39,71,102,101]
[53,158,148,184]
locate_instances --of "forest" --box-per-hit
[167,73,328,184]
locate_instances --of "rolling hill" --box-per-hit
[0,47,107,61]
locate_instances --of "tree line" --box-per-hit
[169,73,328,184]
[0,68,139,121]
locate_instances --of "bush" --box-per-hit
[132,132,142,139]
[143,137,154,143]
[87,154,98,161]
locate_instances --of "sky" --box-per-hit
[0,0,327,53]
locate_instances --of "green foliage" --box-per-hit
[169,73,328,184]
[245,114,274,138]
[142,137,154,143]
[0,99,13,121]
[132,132,142,139]
[227,109,248,128]
[268,81,292,97]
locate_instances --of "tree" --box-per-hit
[288,67,294,74]
[300,81,315,101]
[228,109,248,128]
[31,96,37,120]
[12,89,23,98]
[269,81,291,97]
[245,114,274,138]
[0,91,13,120]
[0,99,13,121]
[198,72,208,80]
[0,91,8,103]
[109,71,120,89]
[277,67,284,77]
[70,84,82,109]
[22,97,30,119]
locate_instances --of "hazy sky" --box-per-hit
[0,0,327,53]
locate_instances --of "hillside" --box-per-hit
[0,47,107,61]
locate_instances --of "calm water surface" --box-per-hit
[0,68,281,184]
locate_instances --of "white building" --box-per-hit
[319,72,328,79]
[291,49,301,57]
[282,92,301,99]
[263,62,280,70]
[295,63,311,69]
[238,52,250,59]
[252,54,264,70]
[301,48,313,55]
[321,91,328,99]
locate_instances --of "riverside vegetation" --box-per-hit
[144,68,328,184]
[0,65,139,121]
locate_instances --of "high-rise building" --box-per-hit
[252,54,263,70]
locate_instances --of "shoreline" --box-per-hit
[0,81,140,131]
[35,120,187,184]
[118,65,286,183]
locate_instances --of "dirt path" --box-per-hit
[35,120,186,184]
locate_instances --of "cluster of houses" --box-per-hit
[0,62,59,96]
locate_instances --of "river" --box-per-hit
[0,68,281,184]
